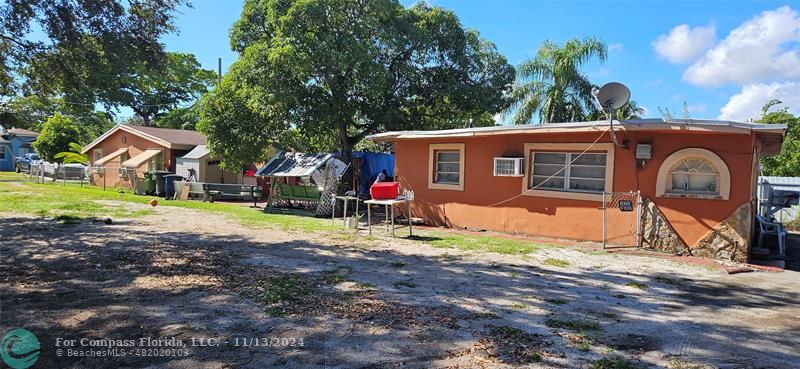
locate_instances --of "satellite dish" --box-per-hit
[596,82,630,111]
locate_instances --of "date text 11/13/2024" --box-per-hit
[196,337,305,348]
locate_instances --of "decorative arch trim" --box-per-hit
[656,148,730,200]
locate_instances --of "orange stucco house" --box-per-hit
[81,125,207,189]
[369,119,787,262]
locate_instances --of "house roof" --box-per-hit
[180,145,210,160]
[94,147,129,166]
[82,124,207,153]
[255,152,333,177]
[121,149,162,168]
[367,119,787,141]
[4,128,39,137]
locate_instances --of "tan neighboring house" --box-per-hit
[82,125,207,189]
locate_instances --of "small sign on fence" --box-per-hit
[618,199,634,212]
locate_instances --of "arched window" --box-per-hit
[656,148,730,200]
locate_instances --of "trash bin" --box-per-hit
[151,170,171,196]
[144,172,157,195]
[164,174,184,198]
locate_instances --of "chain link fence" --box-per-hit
[602,191,642,248]
[26,163,146,192]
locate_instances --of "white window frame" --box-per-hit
[656,148,730,200]
[522,143,615,201]
[428,143,465,191]
[0,145,6,160]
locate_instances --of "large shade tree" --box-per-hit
[508,37,607,124]
[0,0,186,107]
[112,52,217,126]
[199,0,515,166]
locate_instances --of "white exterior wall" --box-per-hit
[175,158,202,181]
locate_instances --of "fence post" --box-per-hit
[601,191,607,249]
[103,167,106,191]
[636,191,642,248]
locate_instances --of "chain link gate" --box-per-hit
[602,191,642,248]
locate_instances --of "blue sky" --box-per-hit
[163,0,800,123]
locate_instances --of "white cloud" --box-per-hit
[652,24,716,63]
[718,82,800,121]
[684,6,800,86]
[609,43,624,53]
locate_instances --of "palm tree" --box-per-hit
[508,37,607,124]
[586,100,647,121]
[54,142,88,164]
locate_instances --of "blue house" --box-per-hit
[0,128,39,171]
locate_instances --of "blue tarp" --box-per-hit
[351,152,394,198]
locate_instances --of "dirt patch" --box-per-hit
[2,203,800,368]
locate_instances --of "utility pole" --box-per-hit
[218,57,224,184]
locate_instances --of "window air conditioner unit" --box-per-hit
[118,167,128,176]
[493,157,524,177]
[93,166,103,174]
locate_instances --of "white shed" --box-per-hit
[175,145,242,183]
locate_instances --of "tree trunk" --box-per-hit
[337,121,354,164]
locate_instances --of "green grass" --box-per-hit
[1,173,560,258]
[543,297,568,305]
[474,311,500,319]
[655,276,685,286]
[413,231,554,255]
[254,274,309,305]
[592,355,642,369]
[509,302,528,310]
[544,317,601,332]
[0,172,343,233]
[625,281,648,290]
[543,258,570,268]
[324,266,352,284]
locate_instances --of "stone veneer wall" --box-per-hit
[640,199,690,255]
[691,202,752,263]
[640,199,752,263]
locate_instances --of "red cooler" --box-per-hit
[370,182,399,200]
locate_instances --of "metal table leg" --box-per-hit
[367,204,372,235]
[408,200,412,236]
[391,204,395,238]
[355,199,359,231]
[343,198,349,226]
